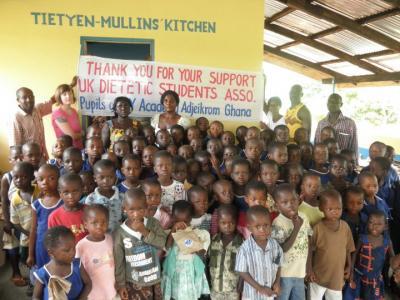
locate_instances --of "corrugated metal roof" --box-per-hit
[364,54,400,72]
[273,10,335,36]
[323,61,374,76]
[317,30,387,55]
[283,43,338,63]
[367,15,400,42]
[312,0,393,19]
[264,0,287,18]
[264,30,294,47]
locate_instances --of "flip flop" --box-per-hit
[10,276,28,287]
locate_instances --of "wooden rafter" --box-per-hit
[275,8,400,50]
[275,0,400,52]
[381,0,400,8]
[267,23,387,74]
[322,72,400,84]
[264,45,344,79]
[317,49,396,65]
[265,7,295,24]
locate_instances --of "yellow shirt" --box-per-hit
[298,201,324,227]
[285,103,305,139]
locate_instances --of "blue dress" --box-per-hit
[344,234,389,300]
[34,258,83,300]
[32,199,63,268]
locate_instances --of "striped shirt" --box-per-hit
[8,100,53,160]
[235,235,283,300]
[314,112,358,160]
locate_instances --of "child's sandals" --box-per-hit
[10,275,28,286]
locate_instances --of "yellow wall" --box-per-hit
[0,0,264,172]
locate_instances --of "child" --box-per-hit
[141,145,158,180]
[187,159,201,185]
[359,171,391,219]
[209,204,243,300]
[113,139,131,165]
[48,135,73,169]
[76,205,117,300]
[83,137,103,172]
[236,126,248,149]
[341,186,368,244]
[196,171,216,200]
[240,181,269,239]
[48,174,87,242]
[118,154,142,193]
[260,129,275,153]
[309,189,355,299]
[196,117,209,139]
[369,156,393,207]
[274,125,290,145]
[223,145,240,161]
[298,173,324,227]
[132,136,146,157]
[341,149,358,183]
[142,180,172,230]
[79,171,96,202]
[244,126,261,142]
[114,189,167,299]
[299,142,313,170]
[1,146,25,286]
[268,142,288,180]
[32,226,91,300]
[209,120,224,139]
[10,162,40,264]
[162,200,210,300]
[62,146,83,174]
[207,138,223,175]
[309,143,330,185]
[259,159,280,219]
[285,162,304,194]
[231,158,251,234]
[167,144,178,156]
[22,142,42,170]
[190,137,203,153]
[171,124,185,147]
[142,125,156,146]
[85,159,124,232]
[287,144,301,164]
[235,205,283,299]
[187,125,201,144]
[210,179,234,235]
[86,124,102,139]
[172,156,192,191]
[178,144,194,160]
[325,154,350,195]
[156,129,171,150]
[27,165,63,270]
[244,138,262,176]
[194,150,212,173]
[319,126,336,143]
[271,184,312,300]
[345,210,394,299]
[221,131,235,147]
[324,138,340,160]
[294,127,309,145]
[154,150,186,212]
[188,186,211,231]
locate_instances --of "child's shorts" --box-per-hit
[126,282,162,300]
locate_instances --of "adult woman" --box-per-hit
[260,96,285,130]
[101,96,140,150]
[151,90,190,131]
[51,84,83,149]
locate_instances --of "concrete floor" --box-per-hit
[0,259,30,300]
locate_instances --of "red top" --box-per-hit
[48,206,87,243]
[51,107,83,149]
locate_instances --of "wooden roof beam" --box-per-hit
[317,49,396,65]
[275,0,400,52]
[322,72,400,84]
[264,45,345,79]
[267,23,387,74]
[381,0,400,8]
[265,7,295,25]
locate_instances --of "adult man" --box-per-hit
[8,87,55,160]
[314,93,358,159]
[284,85,311,140]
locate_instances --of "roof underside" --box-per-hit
[264,0,400,87]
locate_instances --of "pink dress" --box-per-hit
[52,107,83,149]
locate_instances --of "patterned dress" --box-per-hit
[344,234,389,300]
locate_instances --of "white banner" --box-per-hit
[77,55,264,121]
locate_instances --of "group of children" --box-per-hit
[2,94,400,300]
